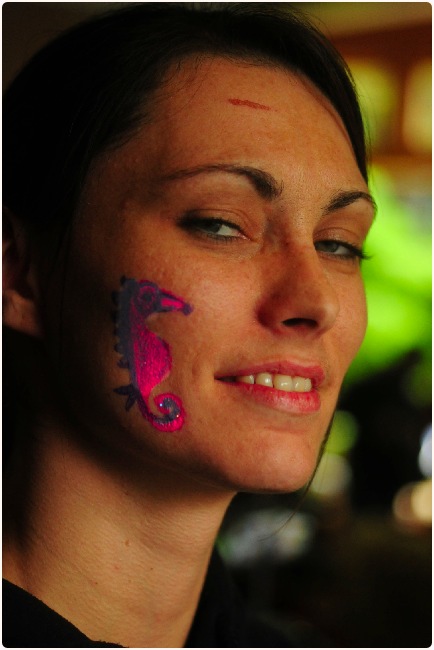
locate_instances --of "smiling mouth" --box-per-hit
[219,373,312,393]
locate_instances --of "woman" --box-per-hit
[3,3,375,647]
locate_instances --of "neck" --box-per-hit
[3,425,235,647]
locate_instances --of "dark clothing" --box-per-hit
[3,551,292,647]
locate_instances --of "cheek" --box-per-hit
[112,277,194,434]
[156,263,256,348]
[337,280,367,367]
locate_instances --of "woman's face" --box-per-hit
[45,58,374,493]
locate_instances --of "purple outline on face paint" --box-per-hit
[113,277,193,432]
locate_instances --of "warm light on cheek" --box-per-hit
[112,276,193,432]
[346,285,368,354]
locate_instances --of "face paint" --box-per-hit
[228,98,272,111]
[113,277,193,432]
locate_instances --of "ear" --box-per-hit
[2,208,44,338]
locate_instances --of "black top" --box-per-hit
[3,551,293,648]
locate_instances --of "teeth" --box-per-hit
[238,375,255,384]
[256,372,273,387]
[295,377,312,392]
[235,373,312,392]
[274,374,294,391]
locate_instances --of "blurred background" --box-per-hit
[3,2,432,647]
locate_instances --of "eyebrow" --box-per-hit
[161,163,376,214]
[161,163,283,200]
[324,190,377,217]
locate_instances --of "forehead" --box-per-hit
[89,57,366,199]
[160,56,340,116]
[153,57,352,146]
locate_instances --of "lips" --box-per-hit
[216,362,324,415]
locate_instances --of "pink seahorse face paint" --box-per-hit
[113,277,193,432]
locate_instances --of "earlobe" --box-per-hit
[2,208,44,339]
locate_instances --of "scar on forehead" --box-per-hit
[228,98,272,111]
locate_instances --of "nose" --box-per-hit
[257,246,340,337]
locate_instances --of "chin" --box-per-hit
[185,441,324,496]
[203,467,318,496]
[236,464,320,495]
[188,418,333,495]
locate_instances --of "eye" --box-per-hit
[179,215,246,241]
[315,240,367,261]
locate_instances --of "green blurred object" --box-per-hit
[345,166,432,398]
[327,411,359,455]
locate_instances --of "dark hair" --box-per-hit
[3,2,367,233]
